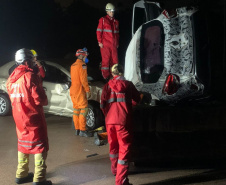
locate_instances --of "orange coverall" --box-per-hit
[70,59,90,131]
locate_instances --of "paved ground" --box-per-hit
[1,114,226,185]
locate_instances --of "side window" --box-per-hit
[140,21,164,83]
[133,7,147,34]
[8,64,17,76]
[145,3,162,21]
[133,3,162,35]
[44,64,69,83]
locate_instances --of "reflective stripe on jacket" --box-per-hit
[96,15,119,47]
[6,65,49,154]
[100,76,140,125]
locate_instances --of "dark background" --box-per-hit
[0,0,225,99]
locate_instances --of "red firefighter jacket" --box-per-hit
[96,15,119,48]
[6,65,49,154]
[100,76,140,125]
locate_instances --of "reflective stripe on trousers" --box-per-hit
[118,159,129,165]
[106,124,132,185]
[100,46,118,79]
[109,153,118,158]
[18,139,43,148]
[73,108,88,131]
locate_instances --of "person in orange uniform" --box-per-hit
[96,3,119,80]
[100,64,141,185]
[70,48,93,137]
[6,48,51,185]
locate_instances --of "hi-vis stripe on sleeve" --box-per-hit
[97,28,103,32]
[103,29,112,32]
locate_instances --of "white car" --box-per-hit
[125,1,210,105]
[0,61,105,130]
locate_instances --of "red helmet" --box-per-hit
[75,48,88,57]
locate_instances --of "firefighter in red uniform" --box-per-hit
[30,49,45,79]
[96,3,119,80]
[6,48,52,185]
[100,64,141,185]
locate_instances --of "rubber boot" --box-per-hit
[94,132,107,146]
[75,129,80,136]
[33,180,52,185]
[15,172,34,184]
[79,130,93,137]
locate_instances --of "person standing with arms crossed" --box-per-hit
[100,64,141,185]
[96,3,119,81]
[70,48,93,137]
[6,48,52,185]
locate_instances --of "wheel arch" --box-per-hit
[86,100,105,130]
[0,92,12,116]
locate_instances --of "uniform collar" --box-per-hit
[76,59,84,63]
[106,15,114,20]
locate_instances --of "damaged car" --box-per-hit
[125,0,210,105]
[0,61,104,130]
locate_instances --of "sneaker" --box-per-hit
[33,180,52,185]
[75,129,80,136]
[79,130,93,137]
[15,172,34,184]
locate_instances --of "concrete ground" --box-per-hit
[1,114,226,185]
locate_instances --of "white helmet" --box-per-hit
[15,48,34,64]
[105,3,115,12]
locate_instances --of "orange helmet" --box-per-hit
[75,48,88,57]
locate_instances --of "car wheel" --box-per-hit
[0,94,11,116]
[86,100,105,130]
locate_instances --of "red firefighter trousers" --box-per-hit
[106,124,132,185]
[100,45,118,79]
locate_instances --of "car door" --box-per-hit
[42,63,73,117]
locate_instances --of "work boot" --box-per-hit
[15,172,34,184]
[94,132,107,146]
[75,129,80,136]
[122,178,133,185]
[33,180,52,185]
[79,130,93,137]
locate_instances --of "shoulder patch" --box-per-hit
[82,64,87,69]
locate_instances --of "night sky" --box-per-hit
[0,0,225,95]
[0,0,137,67]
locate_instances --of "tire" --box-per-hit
[0,94,11,116]
[86,100,105,130]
